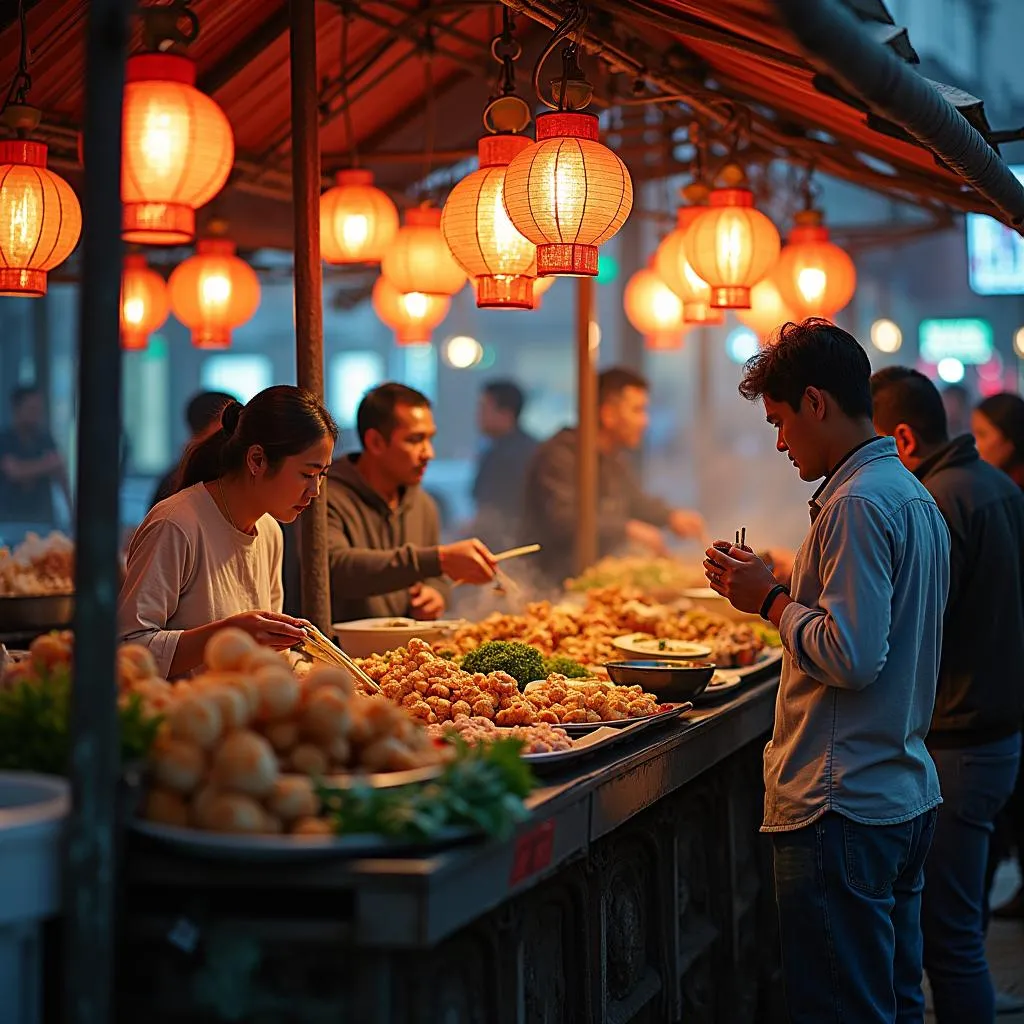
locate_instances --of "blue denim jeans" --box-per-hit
[922,733,1021,1024]
[772,809,938,1023]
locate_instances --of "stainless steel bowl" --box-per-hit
[605,659,715,702]
[0,594,75,633]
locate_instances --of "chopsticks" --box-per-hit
[735,527,747,551]
[451,543,540,591]
[493,543,541,563]
[301,624,382,695]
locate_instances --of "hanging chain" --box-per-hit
[3,0,32,113]
[490,6,520,98]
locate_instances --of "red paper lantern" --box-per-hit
[684,167,780,309]
[502,111,632,277]
[372,276,451,346]
[0,140,81,297]
[736,273,798,342]
[774,210,857,319]
[121,54,234,245]
[442,134,538,309]
[320,169,399,265]
[168,238,260,349]
[381,206,466,297]
[624,262,687,351]
[121,255,169,350]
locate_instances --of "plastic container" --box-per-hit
[0,772,69,1024]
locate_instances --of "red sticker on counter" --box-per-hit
[509,819,555,886]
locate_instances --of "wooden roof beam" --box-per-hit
[196,2,290,96]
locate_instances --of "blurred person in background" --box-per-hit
[873,367,1024,1022]
[521,366,706,588]
[972,391,1024,924]
[706,320,948,1023]
[471,379,537,551]
[941,383,973,439]
[150,390,237,509]
[326,383,497,624]
[0,385,72,531]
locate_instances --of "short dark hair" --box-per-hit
[598,366,648,406]
[178,385,338,489]
[483,380,525,419]
[870,367,948,445]
[185,391,237,434]
[738,319,872,419]
[11,385,41,409]
[356,383,431,446]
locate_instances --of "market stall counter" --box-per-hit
[117,674,784,1024]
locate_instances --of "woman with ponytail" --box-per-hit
[119,385,339,677]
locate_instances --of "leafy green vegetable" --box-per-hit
[751,624,782,648]
[541,654,589,679]
[460,641,547,689]
[0,664,163,775]
[317,737,536,842]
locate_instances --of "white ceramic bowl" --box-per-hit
[331,617,464,659]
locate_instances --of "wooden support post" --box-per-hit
[289,0,331,633]
[576,276,598,574]
[65,0,131,1021]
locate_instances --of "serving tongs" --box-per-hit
[300,623,382,695]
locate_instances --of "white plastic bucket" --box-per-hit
[0,772,69,1024]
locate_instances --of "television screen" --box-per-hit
[967,165,1024,295]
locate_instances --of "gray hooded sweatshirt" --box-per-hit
[325,454,450,623]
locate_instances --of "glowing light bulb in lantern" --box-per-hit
[120,255,169,350]
[774,209,856,319]
[502,111,632,277]
[320,169,399,264]
[0,136,81,297]
[120,54,234,245]
[624,262,687,351]
[683,165,780,309]
[168,238,260,349]
[372,275,451,346]
[442,134,539,309]
[381,206,466,297]
[736,274,797,342]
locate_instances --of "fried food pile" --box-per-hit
[358,637,664,727]
[442,586,765,670]
[428,716,573,754]
[0,532,74,596]
[140,628,445,837]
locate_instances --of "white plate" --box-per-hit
[693,670,743,703]
[132,819,475,862]
[612,633,712,660]
[732,646,784,678]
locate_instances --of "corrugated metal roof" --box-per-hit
[0,0,1013,250]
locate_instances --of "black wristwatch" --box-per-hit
[760,583,788,621]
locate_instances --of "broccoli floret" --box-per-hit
[460,641,547,689]
[542,655,589,679]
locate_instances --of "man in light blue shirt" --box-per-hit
[705,319,949,1024]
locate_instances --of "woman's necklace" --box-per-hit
[217,478,243,533]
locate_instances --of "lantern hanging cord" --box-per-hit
[2,0,32,115]
[339,5,358,167]
[491,6,521,97]
[799,161,821,210]
[533,2,588,110]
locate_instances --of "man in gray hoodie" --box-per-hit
[325,383,497,623]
